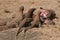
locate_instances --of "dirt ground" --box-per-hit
[0,0,60,40]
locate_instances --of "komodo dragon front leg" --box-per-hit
[16,18,27,36]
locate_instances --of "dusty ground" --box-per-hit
[0,0,60,40]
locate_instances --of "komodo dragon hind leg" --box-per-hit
[16,18,27,36]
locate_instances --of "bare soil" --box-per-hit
[0,0,60,40]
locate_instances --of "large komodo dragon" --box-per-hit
[16,7,36,36]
